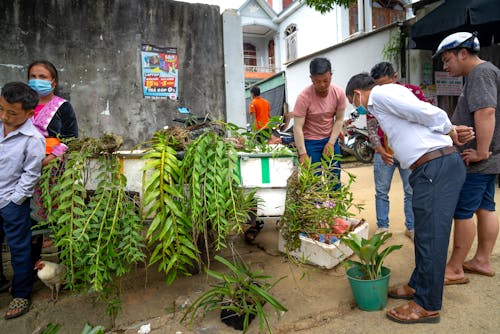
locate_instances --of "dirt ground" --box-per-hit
[1,163,499,334]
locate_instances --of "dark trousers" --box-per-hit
[305,137,341,190]
[0,201,33,299]
[408,152,465,310]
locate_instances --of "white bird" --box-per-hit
[34,260,66,302]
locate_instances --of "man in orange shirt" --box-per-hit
[249,86,271,131]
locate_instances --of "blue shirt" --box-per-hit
[0,119,45,209]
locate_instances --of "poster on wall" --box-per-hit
[141,44,178,99]
[435,71,463,96]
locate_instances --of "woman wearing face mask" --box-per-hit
[27,60,78,266]
[28,60,78,166]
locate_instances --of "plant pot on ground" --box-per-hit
[341,231,402,311]
[182,255,287,333]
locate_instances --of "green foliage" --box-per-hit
[382,27,409,70]
[182,131,256,253]
[279,155,363,252]
[142,130,199,285]
[302,0,356,13]
[341,231,402,280]
[142,127,255,284]
[81,323,106,334]
[182,255,287,333]
[37,136,145,314]
[41,323,61,334]
[238,115,284,153]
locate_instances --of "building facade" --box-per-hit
[239,0,411,87]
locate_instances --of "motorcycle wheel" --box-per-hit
[353,138,374,163]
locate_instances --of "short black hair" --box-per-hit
[250,86,261,96]
[370,62,395,80]
[310,57,331,76]
[1,82,39,110]
[345,73,376,98]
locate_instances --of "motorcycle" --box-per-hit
[340,111,374,163]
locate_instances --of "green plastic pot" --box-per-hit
[346,266,391,311]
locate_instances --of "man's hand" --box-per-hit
[461,149,491,166]
[375,146,393,165]
[380,151,394,165]
[299,153,311,165]
[453,125,475,145]
[322,142,335,157]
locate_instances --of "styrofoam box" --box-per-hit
[278,219,369,269]
[86,151,296,218]
[237,152,295,188]
[238,152,296,217]
[254,188,287,217]
[86,150,147,193]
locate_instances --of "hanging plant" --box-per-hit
[37,136,145,293]
[142,130,200,285]
[181,130,256,256]
[142,125,256,284]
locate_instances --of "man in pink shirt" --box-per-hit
[293,57,346,188]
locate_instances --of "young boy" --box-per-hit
[0,82,45,319]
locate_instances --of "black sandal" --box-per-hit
[5,297,31,320]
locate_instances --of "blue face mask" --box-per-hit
[356,105,368,115]
[28,79,54,97]
[354,93,368,115]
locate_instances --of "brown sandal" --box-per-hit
[388,284,415,300]
[386,301,440,324]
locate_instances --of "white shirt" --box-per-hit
[368,84,453,169]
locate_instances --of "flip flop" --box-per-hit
[444,276,470,285]
[388,284,415,300]
[386,301,440,324]
[5,298,31,320]
[463,263,495,277]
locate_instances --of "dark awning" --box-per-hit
[410,0,500,51]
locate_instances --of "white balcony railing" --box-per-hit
[244,64,277,73]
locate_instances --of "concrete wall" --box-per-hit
[0,0,226,148]
[222,9,247,128]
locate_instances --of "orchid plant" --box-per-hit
[279,154,363,252]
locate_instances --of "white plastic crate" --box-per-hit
[278,219,369,269]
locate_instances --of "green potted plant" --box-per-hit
[340,231,402,311]
[182,255,287,333]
